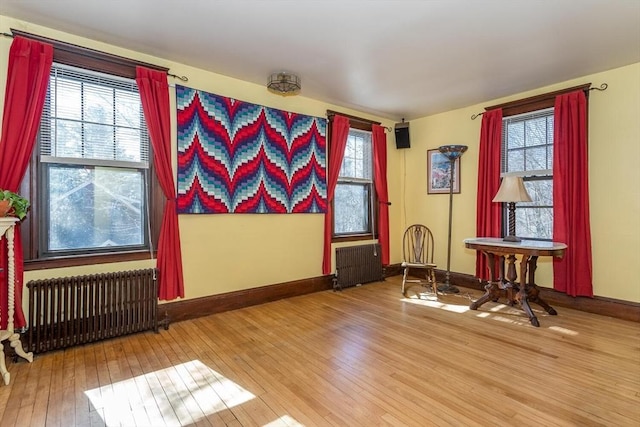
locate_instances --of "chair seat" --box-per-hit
[401,261,437,268]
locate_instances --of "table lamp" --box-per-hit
[492,174,532,242]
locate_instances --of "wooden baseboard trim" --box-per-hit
[160,275,333,324]
[161,266,639,325]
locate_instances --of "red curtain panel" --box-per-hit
[0,36,53,329]
[553,91,593,297]
[372,124,389,266]
[322,115,349,275]
[136,67,185,300]
[475,109,503,281]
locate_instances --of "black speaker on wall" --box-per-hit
[394,121,410,149]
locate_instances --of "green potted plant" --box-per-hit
[0,190,30,220]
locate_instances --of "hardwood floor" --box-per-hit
[0,277,638,426]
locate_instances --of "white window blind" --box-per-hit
[40,64,149,168]
[501,108,554,175]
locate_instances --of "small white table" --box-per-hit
[464,237,567,327]
[0,217,33,385]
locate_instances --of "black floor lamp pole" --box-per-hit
[437,145,467,294]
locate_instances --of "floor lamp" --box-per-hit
[437,144,467,294]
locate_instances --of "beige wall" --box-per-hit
[405,63,640,303]
[2,15,638,307]
[0,16,401,305]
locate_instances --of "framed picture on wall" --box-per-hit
[427,149,461,194]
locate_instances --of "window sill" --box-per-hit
[332,233,378,243]
[24,250,157,271]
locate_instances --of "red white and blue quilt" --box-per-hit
[176,85,327,214]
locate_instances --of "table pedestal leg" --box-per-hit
[470,252,501,310]
[515,255,539,327]
[524,256,558,315]
[504,254,517,306]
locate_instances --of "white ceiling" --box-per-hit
[1,0,639,121]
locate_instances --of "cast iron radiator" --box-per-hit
[334,244,384,290]
[26,268,159,354]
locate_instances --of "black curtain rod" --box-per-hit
[470,83,608,120]
[1,31,188,82]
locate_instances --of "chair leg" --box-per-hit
[402,268,409,294]
[430,270,438,296]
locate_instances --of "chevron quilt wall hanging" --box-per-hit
[176,85,327,214]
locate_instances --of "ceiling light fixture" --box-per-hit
[267,72,301,96]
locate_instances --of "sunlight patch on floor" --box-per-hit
[548,325,579,335]
[474,306,534,326]
[85,360,256,426]
[401,296,470,313]
[490,315,530,326]
[264,415,306,426]
[489,303,510,312]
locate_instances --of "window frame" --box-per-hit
[327,111,379,242]
[500,108,554,241]
[486,83,591,242]
[13,29,167,270]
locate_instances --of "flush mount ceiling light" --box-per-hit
[267,72,301,96]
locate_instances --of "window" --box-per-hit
[14,30,167,269]
[334,129,374,236]
[501,109,554,240]
[39,64,150,256]
[328,111,379,240]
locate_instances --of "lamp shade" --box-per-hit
[492,175,532,203]
[438,144,468,160]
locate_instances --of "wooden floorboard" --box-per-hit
[1,277,639,426]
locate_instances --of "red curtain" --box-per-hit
[475,109,503,280]
[372,124,389,266]
[0,36,53,329]
[136,67,185,300]
[553,91,593,297]
[322,115,349,275]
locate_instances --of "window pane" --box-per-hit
[85,122,115,159]
[46,165,145,252]
[116,127,143,162]
[507,149,524,172]
[115,90,143,128]
[522,179,553,206]
[55,78,82,120]
[525,146,547,170]
[84,83,114,124]
[507,121,524,149]
[524,117,547,146]
[334,183,369,234]
[339,130,371,179]
[54,119,83,157]
[516,207,553,240]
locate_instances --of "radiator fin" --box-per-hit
[335,244,384,290]
[26,268,158,354]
